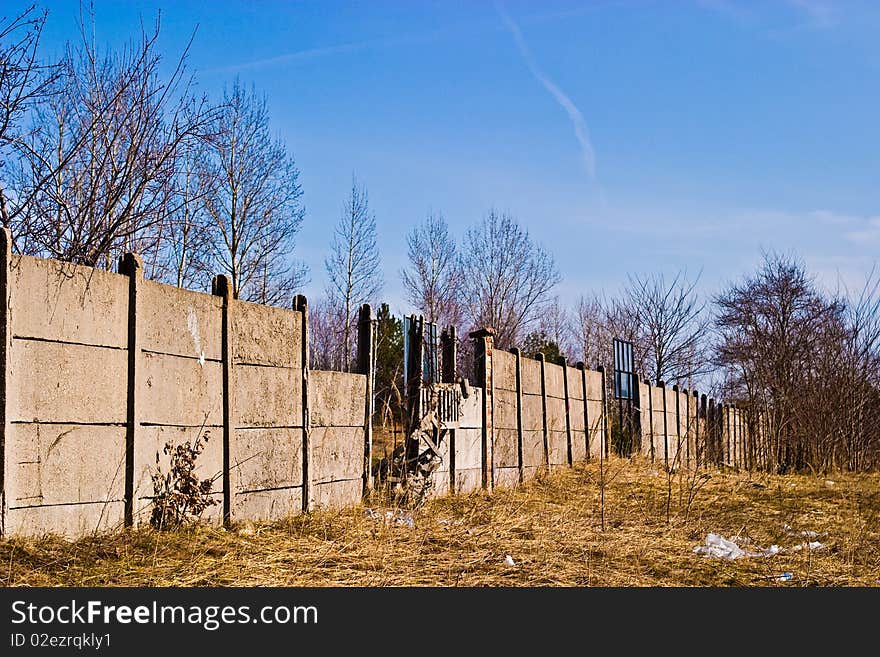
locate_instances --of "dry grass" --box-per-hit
[2,457,878,587]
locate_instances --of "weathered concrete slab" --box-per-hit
[11,255,128,348]
[585,369,604,402]
[455,468,481,494]
[235,365,302,427]
[313,479,362,510]
[544,362,565,399]
[141,280,223,360]
[521,393,544,432]
[566,366,585,400]
[493,350,517,392]
[521,465,542,482]
[546,397,566,432]
[11,340,127,424]
[140,352,223,426]
[234,487,302,522]
[569,399,585,432]
[311,426,363,484]
[493,428,519,469]
[520,357,542,395]
[134,424,224,497]
[454,427,482,472]
[309,371,364,427]
[522,429,545,469]
[458,388,483,429]
[8,424,126,507]
[548,430,568,466]
[493,388,518,430]
[494,467,519,490]
[571,428,587,462]
[5,502,125,538]
[231,428,303,492]
[232,300,301,368]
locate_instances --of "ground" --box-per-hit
[2,457,878,586]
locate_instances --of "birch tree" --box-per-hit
[324,175,382,370]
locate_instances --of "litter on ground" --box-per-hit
[693,533,781,560]
[364,508,415,528]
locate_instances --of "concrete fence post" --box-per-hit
[470,328,495,491]
[561,357,573,466]
[536,353,549,468]
[0,229,11,536]
[577,362,589,462]
[118,252,143,528]
[511,348,524,484]
[211,275,234,526]
[293,295,312,513]
[357,303,374,495]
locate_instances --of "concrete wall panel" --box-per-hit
[235,365,301,427]
[234,488,302,521]
[493,388,518,430]
[231,427,302,493]
[8,424,126,507]
[141,281,223,360]
[12,256,128,348]
[493,428,519,469]
[493,350,517,392]
[232,300,301,368]
[311,426,363,485]
[140,352,223,426]
[5,503,124,538]
[314,479,362,510]
[11,340,127,424]
[309,371,365,428]
[544,362,565,399]
[520,357,542,395]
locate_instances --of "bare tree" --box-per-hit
[157,137,214,289]
[400,210,461,329]
[714,252,845,472]
[625,270,709,386]
[571,292,643,372]
[324,175,382,370]
[0,4,61,225]
[308,296,345,370]
[198,78,306,305]
[8,9,212,269]
[460,209,560,349]
[538,295,575,360]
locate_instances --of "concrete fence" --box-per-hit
[0,231,373,538]
[636,379,755,471]
[423,329,609,495]
[0,235,759,539]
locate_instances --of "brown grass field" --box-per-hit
[2,457,878,587]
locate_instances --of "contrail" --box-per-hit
[496,2,596,178]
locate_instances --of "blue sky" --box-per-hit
[31,0,880,313]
